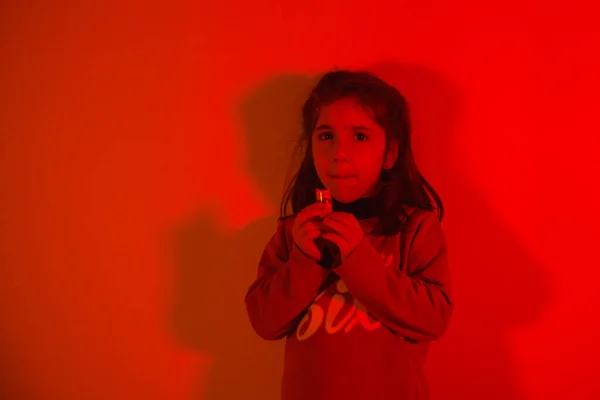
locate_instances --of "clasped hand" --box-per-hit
[292,202,364,264]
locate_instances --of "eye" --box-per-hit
[317,132,333,140]
[355,132,369,141]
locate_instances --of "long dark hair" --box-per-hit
[279,69,443,235]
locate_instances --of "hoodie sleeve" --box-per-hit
[245,219,333,340]
[333,210,452,342]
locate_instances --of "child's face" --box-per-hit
[311,97,397,203]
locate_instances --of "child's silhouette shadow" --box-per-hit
[170,63,551,400]
[170,75,315,400]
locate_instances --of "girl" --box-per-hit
[245,69,452,400]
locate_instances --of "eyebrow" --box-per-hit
[314,124,373,131]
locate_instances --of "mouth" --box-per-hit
[329,174,356,180]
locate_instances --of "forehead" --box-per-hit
[316,97,377,126]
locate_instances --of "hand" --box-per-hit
[320,212,364,263]
[291,202,332,262]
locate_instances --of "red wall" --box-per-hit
[2,1,599,399]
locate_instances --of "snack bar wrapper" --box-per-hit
[316,188,333,213]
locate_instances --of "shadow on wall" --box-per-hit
[169,74,316,400]
[169,61,551,400]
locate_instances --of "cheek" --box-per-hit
[357,151,386,177]
[313,156,329,176]
[359,163,382,182]
[361,149,384,171]
[311,144,329,166]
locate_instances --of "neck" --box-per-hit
[332,196,380,220]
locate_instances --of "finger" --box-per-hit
[324,212,354,224]
[298,221,325,235]
[296,215,328,233]
[309,202,333,218]
[322,232,351,247]
[302,227,322,240]
[304,242,320,256]
[296,203,332,225]
[305,201,332,214]
[320,216,348,235]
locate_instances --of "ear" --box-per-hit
[383,140,399,170]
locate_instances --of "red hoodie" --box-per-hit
[245,208,452,400]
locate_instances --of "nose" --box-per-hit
[332,139,350,163]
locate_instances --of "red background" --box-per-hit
[2,1,599,399]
